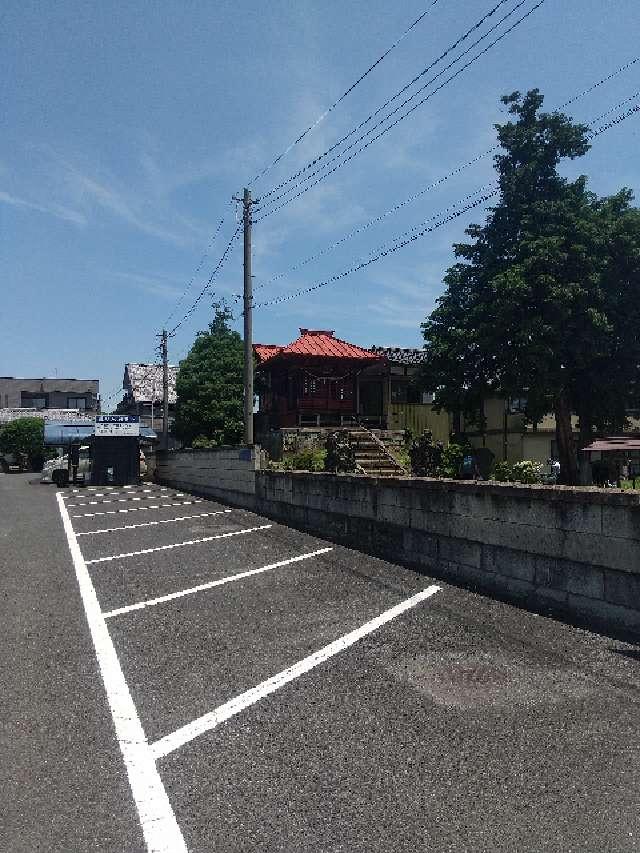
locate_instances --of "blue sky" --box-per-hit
[2,0,639,409]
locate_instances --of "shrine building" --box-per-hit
[253,328,450,441]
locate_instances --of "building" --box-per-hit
[117,363,178,435]
[368,346,446,439]
[0,376,99,415]
[253,328,449,443]
[462,398,640,467]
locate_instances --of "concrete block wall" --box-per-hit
[156,453,640,638]
[255,473,640,638]
[156,447,259,509]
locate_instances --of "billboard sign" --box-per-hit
[95,415,140,437]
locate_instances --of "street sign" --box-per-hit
[95,415,140,437]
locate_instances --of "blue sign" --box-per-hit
[96,415,140,424]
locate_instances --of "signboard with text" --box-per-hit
[95,415,140,437]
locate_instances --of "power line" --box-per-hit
[102,332,179,412]
[161,52,638,337]
[588,101,639,139]
[252,98,640,312]
[248,0,442,187]
[256,0,546,221]
[169,222,243,335]
[352,182,496,256]
[254,149,496,291]
[101,358,157,411]
[252,188,498,309]
[256,79,640,291]
[258,0,515,205]
[162,216,226,327]
[559,56,639,111]
[589,91,640,126]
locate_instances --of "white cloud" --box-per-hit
[111,271,184,300]
[11,144,214,246]
[56,158,196,245]
[0,188,86,225]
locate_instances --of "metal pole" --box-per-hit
[243,188,254,445]
[150,381,155,432]
[161,330,169,451]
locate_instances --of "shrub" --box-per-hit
[492,460,513,481]
[408,430,444,476]
[283,448,326,471]
[511,460,544,483]
[439,442,466,478]
[390,445,411,469]
[191,435,217,449]
[491,459,543,483]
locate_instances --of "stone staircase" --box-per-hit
[347,427,406,477]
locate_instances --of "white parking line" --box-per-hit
[85,524,273,564]
[65,487,168,500]
[55,493,187,851]
[70,500,203,519]
[67,494,176,508]
[103,548,333,619]
[75,509,234,536]
[150,584,441,759]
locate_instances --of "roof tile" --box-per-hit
[254,329,380,362]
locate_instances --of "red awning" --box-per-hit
[580,437,640,452]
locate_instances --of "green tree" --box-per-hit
[420,90,640,484]
[173,304,245,447]
[0,417,48,470]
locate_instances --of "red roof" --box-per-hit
[254,344,282,362]
[254,329,381,363]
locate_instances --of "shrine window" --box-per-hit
[302,376,318,396]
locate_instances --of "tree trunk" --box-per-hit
[577,403,594,485]
[554,389,578,485]
[452,410,462,439]
[578,408,593,449]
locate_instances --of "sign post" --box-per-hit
[92,416,141,485]
[95,415,140,437]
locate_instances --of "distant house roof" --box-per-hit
[0,408,94,425]
[254,329,381,364]
[370,346,426,365]
[123,363,178,404]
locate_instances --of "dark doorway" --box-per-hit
[91,437,140,486]
[359,381,383,417]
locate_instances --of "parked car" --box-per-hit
[41,446,91,487]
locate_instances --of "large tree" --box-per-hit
[173,305,245,447]
[420,90,640,484]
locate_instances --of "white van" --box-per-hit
[41,446,91,486]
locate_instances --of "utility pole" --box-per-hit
[242,188,254,445]
[161,329,169,451]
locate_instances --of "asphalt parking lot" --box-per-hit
[2,473,640,852]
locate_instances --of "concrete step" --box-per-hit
[357,461,403,472]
